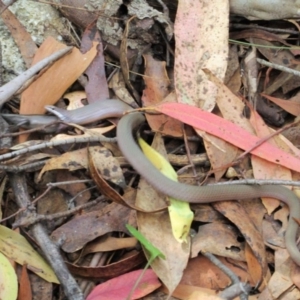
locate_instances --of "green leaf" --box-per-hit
[126,224,165,262]
[0,225,59,283]
[0,252,18,300]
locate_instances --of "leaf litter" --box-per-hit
[1,0,300,299]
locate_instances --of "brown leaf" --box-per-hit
[169,284,222,300]
[230,29,291,46]
[213,201,267,282]
[82,235,138,256]
[143,55,182,137]
[56,170,91,206]
[262,93,300,116]
[291,262,300,289]
[249,109,293,215]
[120,16,140,102]
[268,259,296,298]
[51,202,133,253]
[145,94,183,138]
[28,273,52,300]
[66,250,145,279]
[244,243,264,286]
[253,38,299,95]
[82,23,110,102]
[88,146,125,187]
[108,71,138,108]
[191,222,245,261]
[262,219,285,251]
[20,36,97,114]
[18,265,32,300]
[193,203,225,223]
[37,148,88,182]
[137,179,190,294]
[180,255,254,288]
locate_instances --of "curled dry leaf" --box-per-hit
[88,151,167,213]
[82,235,138,256]
[66,251,145,280]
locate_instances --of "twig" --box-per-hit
[257,58,300,77]
[0,41,2,87]
[47,179,93,187]
[0,160,47,173]
[202,252,250,300]
[8,172,84,299]
[219,282,252,300]
[0,135,117,162]
[31,224,84,300]
[0,47,72,106]
[0,0,17,14]
[68,185,97,204]
[231,23,300,35]
[182,124,200,185]
[235,118,300,162]
[207,179,300,187]
[4,180,96,225]
[13,196,106,228]
[0,120,61,137]
[206,117,300,177]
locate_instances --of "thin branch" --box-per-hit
[8,173,84,299]
[0,47,72,106]
[203,252,250,300]
[0,135,117,162]
[13,196,106,228]
[257,58,300,77]
[208,179,300,187]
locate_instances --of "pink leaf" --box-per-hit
[86,269,161,300]
[154,102,300,173]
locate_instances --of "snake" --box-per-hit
[3,99,300,266]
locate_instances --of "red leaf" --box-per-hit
[86,269,161,300]
[154,102,300,173]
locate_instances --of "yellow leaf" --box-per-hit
[138,138,177,180]
[138,138,194,243]
[168,198,194,243]
[0,225,59,283]
[0,252,18,300]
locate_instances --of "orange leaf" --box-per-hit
[261,93,300,116]
[20,37,97,115]
[153,102,300,173]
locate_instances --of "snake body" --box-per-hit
[3,99,300,265]
[117,112,300,266]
